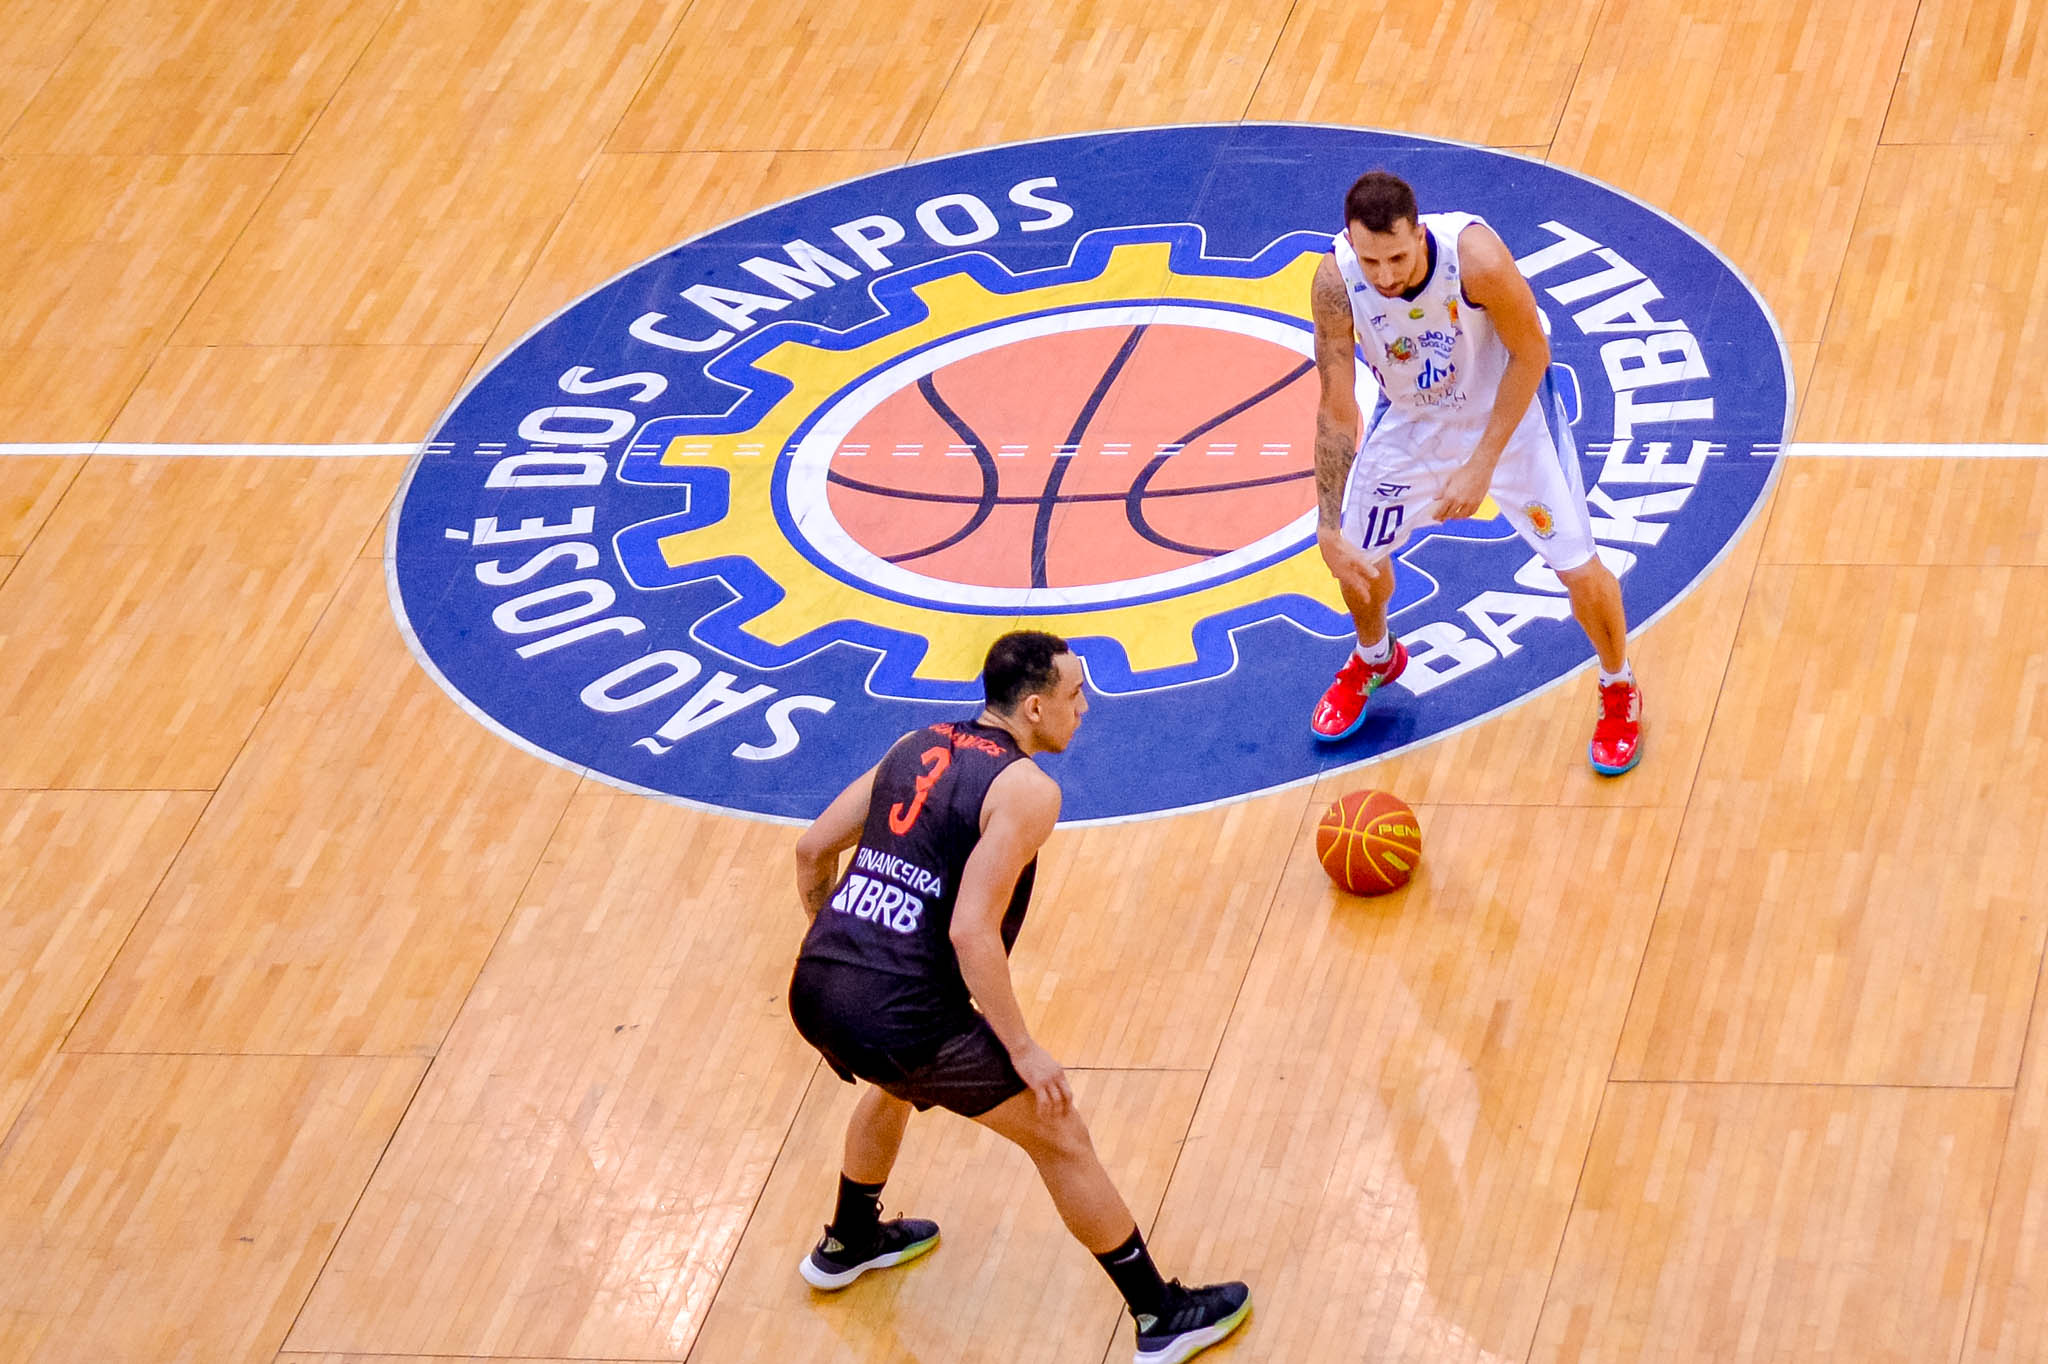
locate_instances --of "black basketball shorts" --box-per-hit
[788,959,1027,1118]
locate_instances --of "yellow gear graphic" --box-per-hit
[642,238,1468,689]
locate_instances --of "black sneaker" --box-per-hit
[799,1215,940,1290]
[1133,1279,1252,1364]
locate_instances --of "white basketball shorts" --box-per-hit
[1339,377,1594,573]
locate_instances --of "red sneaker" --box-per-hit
[1590,678,1643,775]
[1310,640,1409,742]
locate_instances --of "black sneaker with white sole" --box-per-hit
[799,1215,940,1290]
[1133,1278,1252,1364]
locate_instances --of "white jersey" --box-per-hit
[1334,212,1596,573]
[1331,211,1506,442]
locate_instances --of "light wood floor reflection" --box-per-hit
[2,2,2044,1361]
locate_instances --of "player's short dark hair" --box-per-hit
[982,630,1071,712]
[1344,171,1420,233]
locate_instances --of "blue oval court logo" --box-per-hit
[390,124,1790,823]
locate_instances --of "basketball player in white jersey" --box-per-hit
[1307,170,1642,774]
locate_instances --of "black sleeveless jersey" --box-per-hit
[798,718,1039,1024]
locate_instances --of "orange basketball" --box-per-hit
[1316,790,1422,896]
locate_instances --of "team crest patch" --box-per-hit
[389,125,1789,823]
[1525,502,1557,538]
[1387,337,1418,363]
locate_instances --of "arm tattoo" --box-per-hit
[1311,260,1360,531]
[1316,412,1354,530]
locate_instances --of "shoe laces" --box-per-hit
[1599,680,1637,722]
[1151,1278,1233,1329]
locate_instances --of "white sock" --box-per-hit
[1356,634,1393,665]
[1598,659,1634,687]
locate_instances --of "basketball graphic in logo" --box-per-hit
[801,313,1317,598]
[390,125,1790,823]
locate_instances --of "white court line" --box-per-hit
[0,442,421,457]
[1783,443,2048,459]
[0,441,2043,458]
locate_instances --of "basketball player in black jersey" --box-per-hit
[788,631,1251,1364]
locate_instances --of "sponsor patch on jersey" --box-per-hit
[389,125,1789,823]
[1416,357,1457,393]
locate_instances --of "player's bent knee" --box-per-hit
[1022,1111,1096,1164]
[1552,552,1606,585]
[981,1095,1096,1163]
[1043,1109,1097,1161]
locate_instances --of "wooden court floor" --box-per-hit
[3,1,2048,1360]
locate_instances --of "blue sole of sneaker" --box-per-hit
[1589,750,1641,776]
[1309,711,1371,743]
[1133,1297,1252,1364]
[799,1232,939,1291]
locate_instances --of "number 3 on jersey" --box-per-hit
[888,745,952,834]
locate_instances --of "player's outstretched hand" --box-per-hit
[1010,1042,1073,1119]
[1316,525,1385,595]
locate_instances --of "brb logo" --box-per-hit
[390,125,1789,823]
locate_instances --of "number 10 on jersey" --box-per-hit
[1357,503,1404,549]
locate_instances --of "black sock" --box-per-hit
[830,1175,885,1245]
[1094,1226,1168,1318]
